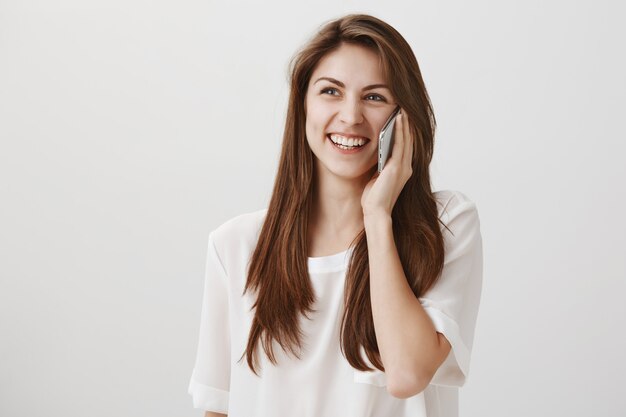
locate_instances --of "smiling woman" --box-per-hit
[305,44,394,170]
[188,13,483,417]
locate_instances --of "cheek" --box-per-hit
[304,95,330,125]
[369,113,389,135]
[305,110,324,136]
[304,117,319,147]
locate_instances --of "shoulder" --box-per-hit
[433,189,481,235]
[209,208,268,262]
[211,207,268,245]
[434,189,479,219]
[212,208,267,237]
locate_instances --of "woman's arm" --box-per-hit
[364,213,451,398]
[205,412,227,417]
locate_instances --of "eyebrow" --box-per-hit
[313,76,390,91]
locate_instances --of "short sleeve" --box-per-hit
[419,200,483,387]
[188,232,231,413]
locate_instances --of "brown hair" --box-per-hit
[239,13,448,375]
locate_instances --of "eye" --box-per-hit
[320,87,339,96]
[319,87,387,102]
[365,93,387,102]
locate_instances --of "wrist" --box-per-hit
[364,211,392,230]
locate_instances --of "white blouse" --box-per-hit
[188,189,483,417]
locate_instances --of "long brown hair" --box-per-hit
[240,13,448,375]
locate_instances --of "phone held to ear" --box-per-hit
[378,106,401,173]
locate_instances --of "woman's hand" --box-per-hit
[361,110,414,219]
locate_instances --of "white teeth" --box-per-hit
[329,134,367,147]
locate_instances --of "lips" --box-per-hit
[327,132,371,142]
[326,134,369,154]
[326,134,371,147]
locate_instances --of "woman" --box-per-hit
[188,13,483,417]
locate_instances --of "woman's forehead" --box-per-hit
[310,45,387,88]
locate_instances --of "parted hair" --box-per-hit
[239,13,448,375]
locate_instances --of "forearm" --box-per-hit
[364,213,441,395]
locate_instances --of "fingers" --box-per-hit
[392,112,404,160]
[402,111,413,171]
[389,109,413,175]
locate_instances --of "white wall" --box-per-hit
[1,1,624,416]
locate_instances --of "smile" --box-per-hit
[327,134,370,153]
[327,133,369,149]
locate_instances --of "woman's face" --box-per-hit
[305,42,398,181]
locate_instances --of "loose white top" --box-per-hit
[188,189,483,417]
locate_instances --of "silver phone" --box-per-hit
[378,106,402,173]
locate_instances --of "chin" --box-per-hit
[325,162,377,181]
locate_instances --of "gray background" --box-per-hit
[1,0,625,416]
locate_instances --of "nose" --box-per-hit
[338,97,364,125]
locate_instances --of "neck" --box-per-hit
[308,164,375,238]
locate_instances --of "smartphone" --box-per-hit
[378,106,402,173]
